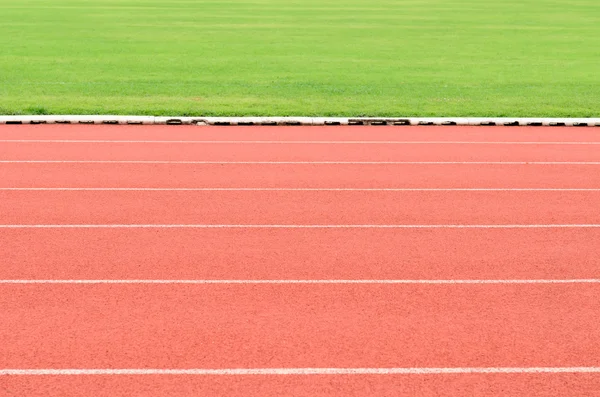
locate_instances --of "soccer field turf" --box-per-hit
[1,0,599,117]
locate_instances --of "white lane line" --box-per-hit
[2,367,600,375]
[1,161,600,165]
[2,188,600,192]
[2,279,600,285]
[1,224,599,229]
[2,140,600,144]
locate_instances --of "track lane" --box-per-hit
[2,373,600,397]
[1,190,599,225]
[2,124,600,142]
[3,163,600,189]
[1,228,599,280]
[2,284,600,369]
[2,141,600,162]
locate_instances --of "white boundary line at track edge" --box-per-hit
[2,367,600,375]
[3,279,600,285]
[1,224,600,228]
[3,140,600,145]
[2,161,600,165]
[3,188,600,192]
[1,115,600,126]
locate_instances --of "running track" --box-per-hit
[1,125,600,396]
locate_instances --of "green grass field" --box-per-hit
[1,0,599,116]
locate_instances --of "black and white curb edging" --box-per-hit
[1,116,599,126]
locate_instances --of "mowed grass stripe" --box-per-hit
[1,0,599,116]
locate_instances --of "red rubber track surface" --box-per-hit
[2,124,600,141]
[1,125,600,396]
[2,190,599,225]
[2,228,598,280]
[4,163,600,189]
[3,374,600,397]
[4,283,600,367]
[2,141,599,161]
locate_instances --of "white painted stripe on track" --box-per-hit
[1,224,599,229]
[2,279,600,285]
[2,161,600,165]
[3,140,600,144]
[2,367,600,376]
[2,188,600,192]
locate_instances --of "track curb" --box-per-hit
[1,116,600,127]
